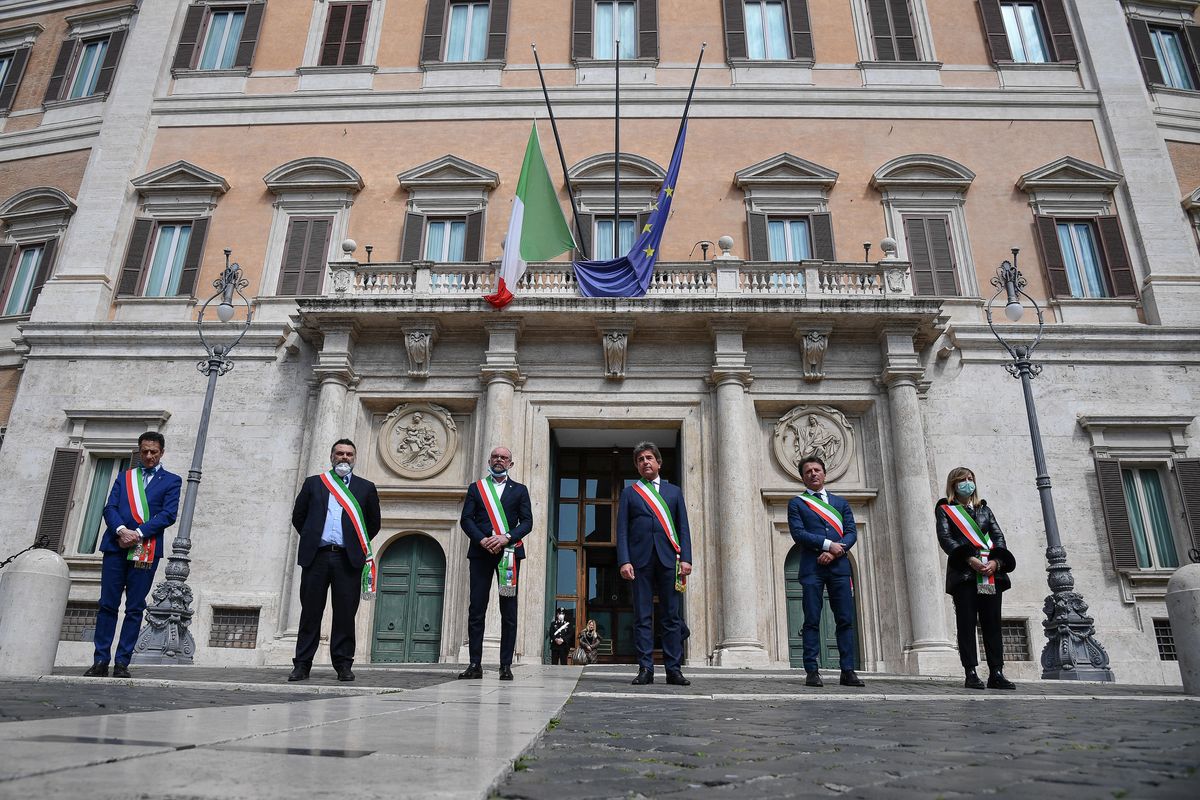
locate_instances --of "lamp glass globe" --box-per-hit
[216,301,236,323]
[1004,300,1024,322]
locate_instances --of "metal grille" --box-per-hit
[978,619,1031,661]
[60,601,98,642]
[1154,619,1177,661]
[209,607,260,649]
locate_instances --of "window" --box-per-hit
[446,3,491,62]
[978,1,1076,65]
[767,218,811,261]
[145,223,193,297]
[0,47,31,113]
[199,8,246,70]
[1130,17,1200,91]
[1150,27,1195,90]
[68,38,107,98]
[593,2,636,59]
[1093,455,1200,577]
[978,620,1031,661]
[1000,2,1049,63]
[424,0,510,64]
[210,607,260,648]
[118,218,209,298]
[1154,619,1177,661]
[747,212,833,261]
[0,241,57,316]
[174,3,264,72]
[745,1,789,59]
[398,155,496,262]
[1123,468,1179,569]
[425,218,467,261]
[43,29,126,103]
[277,216,333,296]
[77,455,131,554]
[902,215,958,296]
[722,0,811,62]
[1033,215,1135,299]
[320,2,370,66]
[593,216,636,260]
[60,601,98,642]
[574,0,657,62]
[1054,220,1109,299]
[868,0,918,61]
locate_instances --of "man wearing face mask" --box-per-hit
[289,439,381,682]
[458,446,533,681]
[548,607,573,665]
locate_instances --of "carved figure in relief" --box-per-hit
[793,414,841,468]
[406,331,431,375]
[802,330,827,380]
[604,332,628,377]
[397,412,442,469]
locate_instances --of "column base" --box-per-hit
[1142,275,1200,326]
[28,277,114,324]
[902,642,960,676]
[712,642,771,667]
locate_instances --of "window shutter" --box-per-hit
[639,0,659,61]
[572,0,593,61]
[1094,457,1140,572]
[0,46,30,111]
[300,217,331,295]
[1041,0,1077,63]
[574,212,593,260]
[1033,215,1071,298]
[176,217,208,297]
[1095,215,1136,298]
[118,219,154,296]
[787,0,814,61]
[93,29,127,95]
[747,211,769,261]
[868,0,896,61]
[976,0,1012,63]
[173,4,207,70]
[1129,19,1165,85]
[36,447,83,553]
[401,212,425,261]
[722,0,747,60]
[807,212,833,261]
[321,4,349,66]
[635,210,651,238]
[44,39,76,103]
[904,216,936,295]
[235,2,267,68]
[422,0,448,63]
[463,211,484,261]
[1183,24,1200,91]
[487,0,510,61]
[277,217,309,295]
[929,216,958,296]
[341,3,370,66]
[1174,457,1200,554]
[26,237,58,312]
[0,245,14,300]
[889,0,918,61]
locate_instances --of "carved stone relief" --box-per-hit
[602,331,629,379]
[801,330,828,381]
[772,405,854,483]
[379,402,457,479]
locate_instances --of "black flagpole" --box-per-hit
[531,43,589,260]
[614,39,621,260]
[673,43,707,151]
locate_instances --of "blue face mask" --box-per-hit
[955,480,976,498]
[490,465,508,479]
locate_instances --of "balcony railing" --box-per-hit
[326,259,913,299]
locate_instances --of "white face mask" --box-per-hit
[334,462,352,478]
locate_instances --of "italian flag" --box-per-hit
[484,123,576,309]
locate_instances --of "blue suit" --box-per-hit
[787,490,858,671]
[93,465,182,666]
[617,479,692,672]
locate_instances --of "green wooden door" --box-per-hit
[783,546,841,669]
[372,535,446,663]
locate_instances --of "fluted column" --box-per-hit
[879,328,957,675]
[710,324,770,667]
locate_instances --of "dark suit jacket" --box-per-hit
[616,479,692,570]
[100,467,182,560]
[460,478,533,560]
[292,473,382,569]
[788,490,858,580]
[935,498,1016,594]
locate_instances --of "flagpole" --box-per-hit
[531,43,589,260]
[673,43,707,150]
[614,39,621,260]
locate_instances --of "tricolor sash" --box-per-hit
[125,468,154,567]
[321,471,377,599]
[946,504,995,595]
[631,480,686,592]
[797,493,844,538]
[477,477,520,595]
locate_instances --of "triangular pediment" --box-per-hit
[734,154,838,189]
[569,153,665,187]
[871,154,974,191]
[1018,156,1122,193]
[1184,185,1200,210]
[397,155,499,190]
[131,161,230,195]
[264,157,363,194]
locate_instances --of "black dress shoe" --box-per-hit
[665,671,690,686]
[83,663,108,678]
[498,666,514,681]
[805,670,823,687]
[336,667,355,682]
[112,664,131,679]
[288,665,310,682]
[987,671,1016,690]
[631,667,654,685]
[840,670,865,687]
[458,664,483,679]
[964,670,986,690]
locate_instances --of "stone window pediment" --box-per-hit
[0,187,76,235]
[870,154,974,193]
[131,160,229,217]
[398,155,500,193]
[735,153,839,191]
[265,157,364,195]
[1018,156,1122,194]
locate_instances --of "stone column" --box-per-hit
[879,328,958,675]
[710,324,770,667]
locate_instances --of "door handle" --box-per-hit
[423,623,431,631]
[387,622,395,630]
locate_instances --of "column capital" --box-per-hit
[708,368,753,389]
[878,325,924,387]
[480,366,524,387]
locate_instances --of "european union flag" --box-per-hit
[573,120,689,298]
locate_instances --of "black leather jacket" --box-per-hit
[935,498,1016,594]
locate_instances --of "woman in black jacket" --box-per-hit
[935,467,1017,691]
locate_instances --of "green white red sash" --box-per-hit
[477,476,520,594]
[125,468,154,565]
[632,479,686,592]
[321,471,376,598]
[946,504,995,594]
[797,493,844,537]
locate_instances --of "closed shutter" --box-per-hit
[1174,458,1200,554]
[905,216,935,295]
[976,0,1012,63]
[422,0,448,63]
[1094,457,1140,572]
[810,212,835,261]
[173,4,206,70]
[574,212,593,260]
[639,0,659,60]
[118,219,154,296]
[1041,0,1077,63]
[868,0,896,60]
[1184,24,1200,92]
[235,2,267,68]
[904,216,957,296]
[1096,215,1136,298]
[44,39,76,103]
[0,46,30,111]
[722,0,747,60]
[93,29,127,95]
[36,447,83,553]
[487,0,510,61]
[747,211,769,261]
[176,217,209,298]
[277,216,331,296]
[572,0,593,61]
[341,3,370,66]
[401,212,426,262]
[788,0,814,61]
[889,0,918,61]
[26,238,58,312]
[1033,215,1071,298]
[635,210,651,239]
[322,3,369,66]
[463,211,484,262]
[0,245,14,303]
[1129,19,1165,85]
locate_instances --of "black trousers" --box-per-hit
[950,582,1004,672]
[295,547,361,669]
[467,555,518,666]
[550,645,570,665]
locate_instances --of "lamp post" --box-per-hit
[984,251,1114,681]
[132,251,252,664]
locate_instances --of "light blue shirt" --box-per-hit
[321,472,351,546]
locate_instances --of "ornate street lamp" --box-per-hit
[984,251,1114,681]
[132,251,252,664]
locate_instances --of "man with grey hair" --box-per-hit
[617,442,693,686]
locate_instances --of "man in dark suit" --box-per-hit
[788,455,864,687]
[86,431,182,678]
[616,442,693,687]
[458,445,533,681]
[289,438,381,682]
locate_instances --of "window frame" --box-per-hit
[0,240,56,317]
[301,0,387,70]
[592,214,638,261]
[423,0,511,66]
[1121,464,1182,570]
[1033,214,1135,300]
[173,1,265,74]
[43,6,132,107]
[1129,13,1200,92]
[721,0,812,64]
[444,2,492,63]
[0,45,31,114]
[977,0,1077,65]
[76,453,132,555]
[592,1,638,61]
[574,0,658,64]
[397,155,498,264]
[117,217,209,299]
[319,1,371,67]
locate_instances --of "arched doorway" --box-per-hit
[783,545,859,669]
[371,534,446,663]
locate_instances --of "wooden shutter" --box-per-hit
[93,29,127,95]
[904,216,957,296]
[904,216,935,295]
[572,0,593,61]
[1041,0,1077,63]
[0,245,14,305]
[1095,215,1136,298]
[788,0,814,61]
[422,0,448,63]
[36,447,82,553]
[400,212,425,261]
[302,217,331,294]
[321,4,349,66]
[176,217,208,297]
[574,212,593,260]
[463,211,484,261]
[26,238,58,312]
[1175,458,1200,554]
[1129,19,1165,85]
[868,0,896,60]
[639,0,659,60]
[173,4,206,70]
[278,216,332,296]
[118,219,154,296]
[278,218,307,294]
[235,2,267,68]
[44,39,76,102]
[487,0,510,61]
[0,46,30,111]
[1184,24,1200,91]
[810,212,835,261]
[1033,215,1071,298]
[722,0,747,60]
[635,210,651,238]
[1094,457,1140,572]
[976,0,1012,63]
[889,0,918,61]
[747,211,769,260]
[341,3,371,66]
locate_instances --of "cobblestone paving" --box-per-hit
[51,663,461,689]
[496,672,1200,799]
